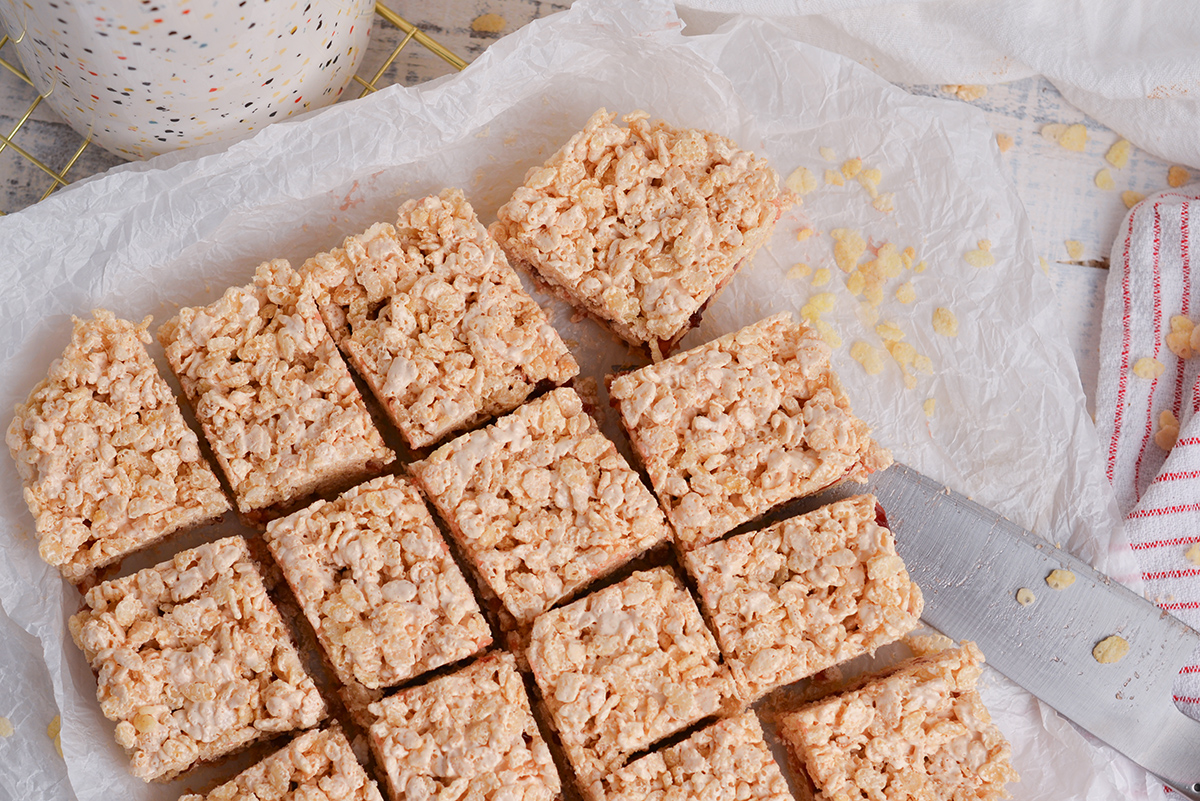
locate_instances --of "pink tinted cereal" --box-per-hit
[178,726,383,801]
[368,651,561,801]
[302,188,578,449]
[685,495,923,703]
[158,259,393,520]
[526,567,732,801]
[491,109,790,360]
[609,313,891,550]
[264,474,491,690]
[68,536,325,782]
[410,387,671,625]
[777,642,1019,801]
[6,310,229,583]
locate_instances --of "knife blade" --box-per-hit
[797,463,1200,798]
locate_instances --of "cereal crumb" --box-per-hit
[914,260,928,274]
[0,716,13,738]
[1185,543,1200,565]
[800,292,837,322]
[1155,409,1180,450]
[1064,240,1084,260]
[846,270,865,296]
[812,267,831,287]
[932,307,959,337]
[995,133,1014,153]
[814,320,842,348]
[850,341,886,375]
[796,227,816,242]
[1045,568,1076,590]
[788,263,812,280]
[964,240,995,268]
[943,84,987,101]
[901,246,916,269]
[831,228,867,272]
[786,166,818,195]
[819,146,836,161]
[1093,635,1130,664]
[863,284,884,307]
[1039,257,1050,275]
[1169,165,1191,188]
[471,13,506,33]
[923,398,936,418]
[47,715,62,757]
[913,354,933,373]
[1058,123,1088,152]
[1122,190,1146,209]
[872,193,895,213]
[1132,356,1166,379]
[857,167,882,199]
[824,169,844,187]
[1095,169,1116,190]
[907,632,953,656]
[1166,315,1195,359]
[1015,587,1036,607]
[841,158,863,179]
[1106,139,1132,168]
[876,321,904,341]
[1041,123,1067,142]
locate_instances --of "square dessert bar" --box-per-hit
[491,108,790,360]
[776,642,1019,801]
[606,712,792,801]
[685,495,923,703]
[369,651,561,801]
[302,188,579,449]
[158,258,394,520]
[68,536,325,782]
[6,310,229,583]
[264,473,492,690]
[526,566,732,801]
[410,387,671,626]
[609,313,891,550]
[179,725,384,801]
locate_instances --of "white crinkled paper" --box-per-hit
[0,1,1157,798]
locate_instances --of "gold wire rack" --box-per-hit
[0,2,467,215]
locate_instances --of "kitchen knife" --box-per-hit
[798,463,1200,798]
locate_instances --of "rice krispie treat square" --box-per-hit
[776,642,1019,801]
[302,188,579,449]
[264,473,492,690]
[68,536,326,782]
[609,313,891,550]
[410,387,671,626]
[6,310,229,583]
[158,259,394,520]
[491,108,791,360]
[179,725,384,801]
[368,651,561,801]
[685,495,923,703]
[527,566,732,801]
[606,712,792,801]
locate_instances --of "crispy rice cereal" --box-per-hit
[68,537,325,782]
[368,652,560,801]
[527,567,732,801]
[491,109,789,360]
[179,726,384,801]
[606,712,791,801]
[302,189,579,449]
[6,310,229,582]
[158,259,394,519]
[777,642,1018,801]
[685,495,923,703]
[411,387,670,625]
[609,314,891,550]
[264,474,491,689]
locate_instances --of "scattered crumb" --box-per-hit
[1040,123,1067,143]
[788,263,812,280]
[47,715,61,757]
[1039,256,1050,275]
[1185,543,1200,566]
[0,716,12,738]
[850,341,886,375]
[819,146,836,161]
[1045,568,1076,590]
[846,271,865,295]
[800,292,837,323]
[1095,169,1116,190]
[901,247,916,269]
[907,632,954,656]
[1166,315,1195,359]
[932,307,959,337]
[913,354,933,373]
[1106,139,1132,169]
[857,167,882,199]
[471,13,507,33]
[914,260,928,274]
[814,320,842,348]
[923,398,936,418]
[943,84,987,101]
[876,321,904,341]
[812,267,831,287]
[872,193,895,213]
[796,227,816,242]
[824,168,844,187]
[886,341,919,388]
[995,133,1014,153]
[1064,240,1084,260]
[785,166,818,195]
[841,157,863,179]
[863,284,884,307]
[830,228,867,272]
[1156,409,1180,450]
[964,239,995,268]
[1169,165,1191,188]
[1122,190,1146,209]
[1132,356,1166,379]
[895,281,916,304]
[1092,635,1130,665]
[1015,587,1036,607]
[1058,123,1088,152]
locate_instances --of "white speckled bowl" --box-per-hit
[0,0,374,159]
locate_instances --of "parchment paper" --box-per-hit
[0,1,1160,798]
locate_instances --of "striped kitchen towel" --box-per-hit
[1096,186,1200,717]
